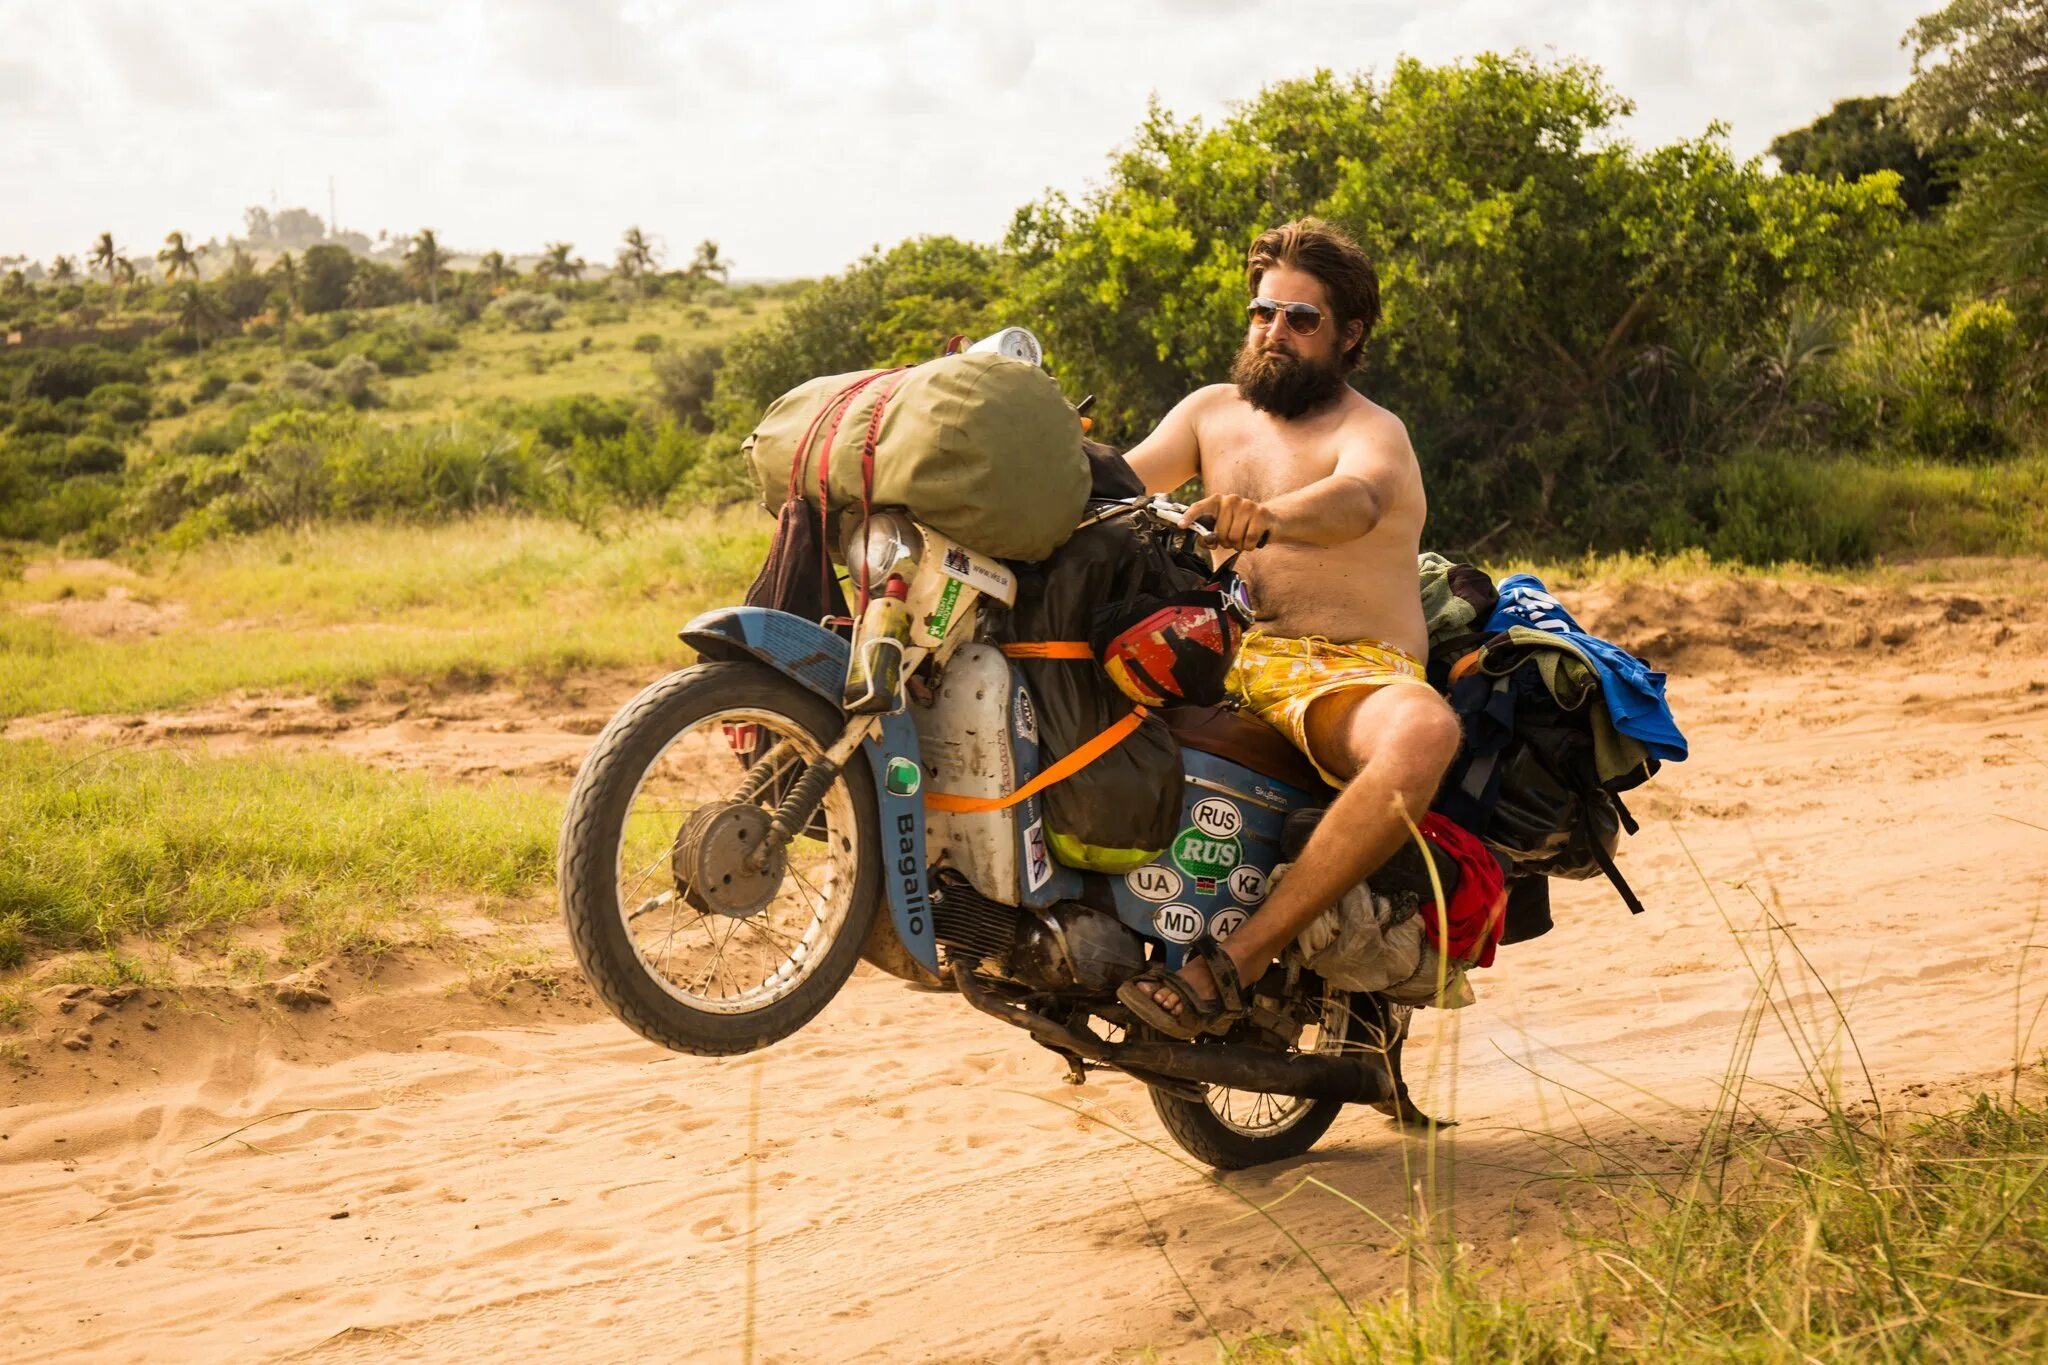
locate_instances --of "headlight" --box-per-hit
[839,509,924,585]
[966,326,1044,367]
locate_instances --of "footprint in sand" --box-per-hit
[689,1213,739,1242]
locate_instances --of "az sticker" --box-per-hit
[1151,903,1203,944]
[1209,908,1248,940]
[1190,797,1242,840]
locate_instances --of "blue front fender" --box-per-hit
[681,607,938,971]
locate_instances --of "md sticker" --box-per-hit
[1209,908,1248,940]
[1151,902,1203,944]
[1190,796,1243,840]
[1170,827,1241,879]
[1125,864,1181,903]
[1227,865,1267,905]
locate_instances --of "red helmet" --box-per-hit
[1092,590,1245,708]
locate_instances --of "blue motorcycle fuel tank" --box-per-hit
[1104,750,1318,955]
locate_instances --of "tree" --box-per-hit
[301,243,357,313]
[478,250,514,292]
[218,246,269,320]
[1771,96,1957,215]
[89,232,119,285]
[170,281,226,350]
[268,251,301,310]
[617,225,660,294]
[686,239,730,284]
[404,228,449,305]
[538,241,584,290]
[113,256,138,289]
[158,230,202,282]
[49,255,77,285]
[1902,0,2048,143]
[270,284,296,358]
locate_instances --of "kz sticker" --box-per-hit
[1189,796,1243,840]
[1151,903,1203,944]
[1125,864,1181,903]
[1227,865,1267,905]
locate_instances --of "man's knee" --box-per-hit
[1370,688,1462,790]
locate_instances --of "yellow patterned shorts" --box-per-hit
[1226,631,1433,787]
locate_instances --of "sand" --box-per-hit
[6,567,2048,1362]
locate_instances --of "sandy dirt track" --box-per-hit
[7,569,2048,1362]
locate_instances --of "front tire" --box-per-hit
[559,662,882,1056]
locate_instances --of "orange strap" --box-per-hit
[1000,641,1093,660]
[923,707,1148,814]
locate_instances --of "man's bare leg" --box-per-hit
[1140,683,1461,1015]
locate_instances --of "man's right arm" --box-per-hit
[1121,387,1221,494]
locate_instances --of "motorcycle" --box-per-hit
[558,411,1432,1172]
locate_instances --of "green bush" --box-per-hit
[632,332,664,353]
[63,434,126,476]
[563,420,701,507]
[85,382,151,424]
[488,290,565,333]
[1703,449,1880,564]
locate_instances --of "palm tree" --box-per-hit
[158,230,202,282]
[170,282,226,350]
[50,255,78,285]
[404,228,449,305]
[478,250,514,292]
[271,284,296,357]
[538,242,583,290]
[686,239,730,284]
[90,232,119,284]
[617,226,659,294]
[3,270,25,298]
[114,256,138,289]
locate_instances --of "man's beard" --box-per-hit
[1230,340,1349,419]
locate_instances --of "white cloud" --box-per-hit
[0,0,1932,274]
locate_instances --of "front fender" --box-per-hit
[681,607,938,971]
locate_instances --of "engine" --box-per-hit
[929,875,1147,996]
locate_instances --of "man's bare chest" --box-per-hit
[1202,427,1338,502]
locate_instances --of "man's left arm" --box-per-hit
[1186,415,1410,550]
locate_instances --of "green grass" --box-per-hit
[1237,1074,2048,1363]
[0,738,560,964]
[0,508,766,717]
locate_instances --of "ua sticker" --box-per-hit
[1151,902,1203,944]
[1012,689,1039,745]
[1228,865,1267,905]
[1170,827,1241,879]
[1023,819,1052,891]
[1190,796,1242,840]
[1209,908,1248,940]
[1125,864,1181,903]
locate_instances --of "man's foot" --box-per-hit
[1116,941,1248,1041]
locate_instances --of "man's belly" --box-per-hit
[1240,545,1428,659]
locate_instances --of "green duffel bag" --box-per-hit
[744,351,1089,563]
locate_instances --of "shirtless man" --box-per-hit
[1116,217,1463,1039]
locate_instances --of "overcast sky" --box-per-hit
[2,0,1932,277]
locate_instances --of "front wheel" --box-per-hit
[1147,985,1379,1169]
[558,661,882,1056]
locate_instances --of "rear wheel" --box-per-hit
[1148,985,1371,1169]
[558,662,882,1056]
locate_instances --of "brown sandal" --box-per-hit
[1116,939,1247,1041]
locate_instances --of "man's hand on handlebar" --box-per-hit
[1181,492,1276,551]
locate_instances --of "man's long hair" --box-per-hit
[1245,218,1381,370]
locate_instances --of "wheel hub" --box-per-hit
[672,801,785,918]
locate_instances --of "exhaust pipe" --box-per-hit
[950,963,1392,1106]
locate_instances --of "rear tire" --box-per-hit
[1147,985,1367,1169]
[558,662,882,1056]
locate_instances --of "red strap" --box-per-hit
[1000,642,1094,659]
[792,370,897,612]
[924,707,1147,814]
[853,371,909,611]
